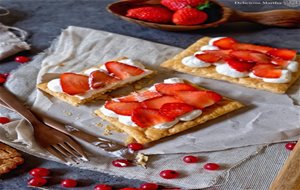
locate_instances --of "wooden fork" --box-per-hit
[0,86,88,164]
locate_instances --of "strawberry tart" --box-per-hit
[160,37,300,93]
[95,78,243,144]
[37,57,153,106]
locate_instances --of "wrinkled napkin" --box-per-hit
[0,26,299,188]
[0,22,30,60]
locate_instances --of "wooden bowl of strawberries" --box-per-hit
[107,0,226,31]
[107,0,300,31]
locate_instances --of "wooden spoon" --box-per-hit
[107,0,300,31]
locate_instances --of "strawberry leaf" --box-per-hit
[197,0,212,10]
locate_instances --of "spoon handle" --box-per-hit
[229,9,300,27]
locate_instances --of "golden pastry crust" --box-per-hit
[0,143,24,175]
[160,37,300,94]
[37,57,153,106]
[95,82,244,144]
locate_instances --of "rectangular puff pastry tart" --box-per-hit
[160,37,300,93]
[37,57,153,106]
[95,78,244,144]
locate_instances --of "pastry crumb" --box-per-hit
[136,153,148,168]
[106,125,123,133]
[63,110,73,116]
[96,123,103,127]
[103,128,112,136]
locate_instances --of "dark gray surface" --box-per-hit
[0,0,299,189]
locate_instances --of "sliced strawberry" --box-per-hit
[161,0,206,11]
[132,108,174,128]
[118,91,162,102]
[232,43,273,53]
[213,37,237,49]
[175,91,222,109]
[141,95,183,109]
[267,49,297,60]
[159,103,194,119]
[271,58,289,67]
[60,73,90,95]
[89,70,120,89]
[252,64,282,78]
[104,101,142,116]
[195,53,221,63]
[226,58,255,72]
[230,50,270,64]
[105,61,145,80]
[155,83,198,95]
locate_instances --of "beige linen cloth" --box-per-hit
[0,26,298,189]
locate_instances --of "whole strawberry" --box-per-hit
[161,0,206,11]
[173,7,208,25]
[126,6,173,24]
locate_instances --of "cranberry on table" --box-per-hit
[29,168,50,177]
[183,155,199,163]
[0,77,6,84]
[0,117,10,124]
[61,179,77,188]
[1,73,9,78]
[285,142,297,150]
[15,56,30,63]
[159,170,179,179]
[128,143,144,151]
[112,159,131,167]
[140,182,158,190]
[28,177,47,187]
[203,163,220,171]
[94,184,113,190]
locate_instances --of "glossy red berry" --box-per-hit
[2,73,9,78]
[29,168,50,177]
[128,143,144,151]
[204,163,220,170]
[285,142,297,150]
[112,159,131,167]
[94,184,113,190]
[183,155,199,163]
[0,77,6,84]
[61,179,77,188]
[0,117,10,124]
[28,177,47,187]
[140,182,159,190]
[159,170,179,179]
[15,56,30,63]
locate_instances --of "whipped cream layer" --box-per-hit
[100,78,203,129]
[181,37,299,83]
[47,59,152,99]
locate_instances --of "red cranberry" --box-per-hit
[112,159,131,167]
[159,170,179,179]
[28,177,47,187]
[285,142,297,150]
[183,155,199,163]
[2,73,9,78]
[29,168,50,177]
[128,143,144,151]
[204,163,220,170]
[94,184,113,190]
[0,77,6,84]
[61,179,77,188]
[140,182,159,190]
[0,117,10,124]
[15,56,30,63]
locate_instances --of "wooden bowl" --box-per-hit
[107,0,300,31]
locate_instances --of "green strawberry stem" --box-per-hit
[197,0,212,10]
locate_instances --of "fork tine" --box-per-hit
[46,147,68,164]
[52,145,78,164]
[60,142,82,159]
[65,141,89,161]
